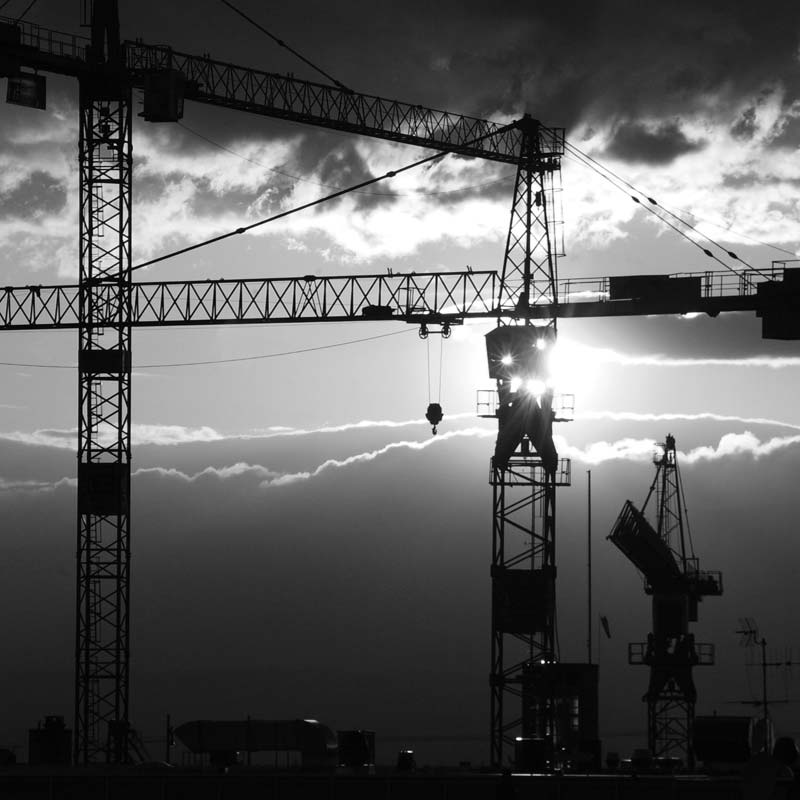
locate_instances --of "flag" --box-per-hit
[600,615,611,639]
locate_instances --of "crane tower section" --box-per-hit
[75,0,134,764]
[608,434,723,768]
[482,117,586,769]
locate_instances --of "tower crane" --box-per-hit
[0,0,797,769]
[0,0,568,766]
[608,434,723,768]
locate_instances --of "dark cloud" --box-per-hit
[604,120,706,164]
[291,135,398,211]
[19,0,800,138]
[721,171,800,191]
[731,107,757,140]
[768,113,800,150]
[0,171,67,218]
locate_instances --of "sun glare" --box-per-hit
[546,338,600,405]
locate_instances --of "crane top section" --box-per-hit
[608,434,722,599]
[0,14,563,166]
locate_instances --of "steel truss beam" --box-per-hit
[0,272,498,330]
[122,42,525,164]
[0,16,527,164]
[0,266,784,331]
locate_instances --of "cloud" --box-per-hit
[579,410,800,432]
[129,126,510,265]
[259,427,494,487]
[477,1,800,131]
[0,424,226,450]
[129,427,495,488]
[6,418,800,494]
[556,430,800,465]
[133,462,280,483]
[556,435,660,465]
[566,343,800,370]
[0,414,481,452]
[0,476,76,493]
[681,431,800,463]
[132,424,224,446]
[2,1,800,284]
[246,412,476,440]
[0,170,68,218]
[605,120,706,165]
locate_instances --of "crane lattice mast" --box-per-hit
[608,434,722,767]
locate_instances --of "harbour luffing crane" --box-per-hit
[608,435,723,767]
[0,0,798,768]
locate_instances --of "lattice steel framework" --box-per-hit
[489,457,571,766]
[75,70,133,763]
[616,436,721,769]
[488,116,569,768]
[498,116,563,314]
[1,267,782,330]
[122,42,523,164]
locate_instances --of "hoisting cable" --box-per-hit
[570,145,767,277]
[178,120,515,199]
[221,0,354,93]
[438,334,444,406]
[652,205,797,258]
[0,327,414,370]
[423,332,445,435]
[117,121,515,279]
[13,0,37,22]
[564,143,748,276]
[426,335,431,405]
[563,140,774,281]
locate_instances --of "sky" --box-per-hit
[1,0,800,766]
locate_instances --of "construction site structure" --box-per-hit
[0,1,570,767]
[1,0,796,770]
[608,435,723,767]
[480,121,584,769]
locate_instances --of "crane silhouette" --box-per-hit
[1,0,798,768]
[608,435,722,767]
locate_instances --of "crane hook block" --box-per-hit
[425,402,443,435]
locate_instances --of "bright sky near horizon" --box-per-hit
[1,0,800,765]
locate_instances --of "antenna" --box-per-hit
[736,617,759,647]
[733,619,800,754]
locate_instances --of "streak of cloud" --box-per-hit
[5,426,800,494]
[0,476,76,493]
[129,428,496,488]
[579,410,800,432]
[247,412,477,439]
[0,424,225,450]
[567,343,800,370]
[556,430,800,465]
[133,462,280,483]
[0,414,482,451]
[259,427,495,488]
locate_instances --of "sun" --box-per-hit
[545,337,601,409]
